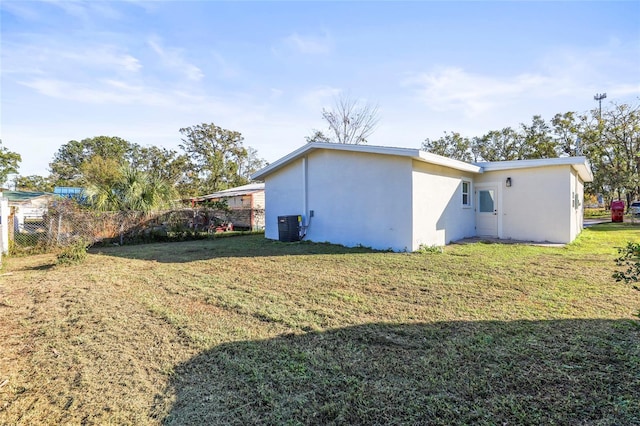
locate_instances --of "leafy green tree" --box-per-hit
[305,129,332,144]
[550,103,640,204]
[179,123,253,194]
[472,127,522,162]
[426,102,639,204]
[520,115,559,159]
[50,136,139,185]
[0,140,21,187]
[15,175,55,192]
[422,132,473,162]
[80,156,123,189]
[238,147,268,182]
[551,111,584,156]
[592,103,640,205]
[130,145,191,185]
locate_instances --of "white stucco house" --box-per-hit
[251,142,593,251]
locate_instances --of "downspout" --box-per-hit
[302,156,308,218]
[301,156,310,239]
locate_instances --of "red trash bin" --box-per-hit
[611,200,625,223]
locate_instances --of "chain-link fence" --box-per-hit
[9,200,265,255]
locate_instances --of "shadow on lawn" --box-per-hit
[157,319,640,425]
[92,234,380,263]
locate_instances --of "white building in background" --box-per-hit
[251,143,592,251]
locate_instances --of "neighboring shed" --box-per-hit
[192,183,265,230]
[1,191,56,233]
[251,142,593,251]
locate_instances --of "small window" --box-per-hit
[462,181,471,207]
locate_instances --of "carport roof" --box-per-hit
[1,191,55,202]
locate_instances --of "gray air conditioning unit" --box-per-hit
[277,215,301,242]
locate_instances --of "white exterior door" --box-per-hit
[476,185,498,237]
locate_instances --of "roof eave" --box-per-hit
[476,156,594,182]
[251,142,483,179]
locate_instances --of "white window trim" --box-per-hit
[462,180,472,208]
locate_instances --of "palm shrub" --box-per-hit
[84,166,177,213]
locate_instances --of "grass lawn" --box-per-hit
[1,223,639,425]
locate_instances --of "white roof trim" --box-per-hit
[475,156,593,182]
[194,182,265,201]
[251,142,481,180]
[252,143,593,182]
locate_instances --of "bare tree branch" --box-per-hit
[317,96,380,144]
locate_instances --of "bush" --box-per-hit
[416,244,443,254]
[56,240,89,266]
[613,241,640,290]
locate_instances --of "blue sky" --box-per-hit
[1,1,639,178]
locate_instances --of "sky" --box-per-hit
[1,0,639,178]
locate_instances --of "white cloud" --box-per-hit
[299,86,342,110]
[19,77,203,108]
[2,41,141,76]
[403,67,560,117]
[147,36,204,82]
[282,32,333,55]
[404,39,640,121]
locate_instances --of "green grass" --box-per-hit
[1,224,639,425]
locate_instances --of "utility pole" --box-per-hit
[594,93,607,120]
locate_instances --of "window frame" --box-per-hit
[461,180,472,208]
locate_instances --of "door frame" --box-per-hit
[475,182,502,238]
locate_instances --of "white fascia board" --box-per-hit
[193,183,265,200]
[475,156,593,182]
[417,151,482,173]
[251,142,482,180]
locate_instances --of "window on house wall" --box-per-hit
[462,180,471,207]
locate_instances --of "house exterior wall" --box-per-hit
[260,144,589,250]
[264,149,414,251]
[476,165,576,243]
[569,169,585,241]
[306,150,413,251]
[264,159,306,240]
[411,161,476,248]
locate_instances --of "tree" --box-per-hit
[179,123,257,194]
[309,96,380,145]
[421,102,640,204]
[84,165,177,212]
[585,103,640,204]
[130,146,191,186]
[551,111,583,156]
[50,136,139,185]
[237,147,268,182]
[422,132,473,162]
[472,127,522,162]
[0,140,21,187]
[520,115,559,159]
[15,175,55,192]
[305,130,332,144]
